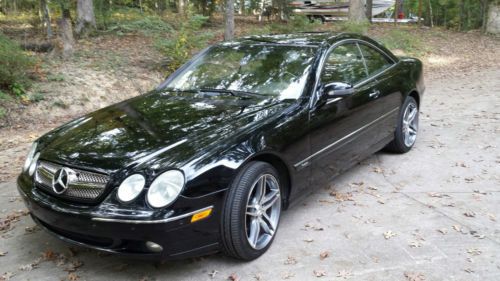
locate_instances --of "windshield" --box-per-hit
[162,43,317,100]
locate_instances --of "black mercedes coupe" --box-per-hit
[18,32,424,261]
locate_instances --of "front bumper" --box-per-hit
[17,176,226,260]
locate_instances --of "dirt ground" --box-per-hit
[0,66,499,280]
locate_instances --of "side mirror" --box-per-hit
[323,82,354,99]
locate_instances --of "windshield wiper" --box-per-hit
[198,88,262,99]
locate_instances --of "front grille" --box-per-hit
[35,160,109,202]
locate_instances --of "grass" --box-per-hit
[375,28,426,56]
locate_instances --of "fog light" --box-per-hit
[145,241,163,253]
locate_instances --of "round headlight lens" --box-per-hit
[117,174,146,203]
[147,170,185,208]
[23,142,38,172]
[28,152,40,176]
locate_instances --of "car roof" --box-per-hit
[236,32,341,47]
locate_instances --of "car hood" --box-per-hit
[39,90,289,173]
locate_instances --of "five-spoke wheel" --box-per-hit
[386,96,419,153]
[221,161,283,260]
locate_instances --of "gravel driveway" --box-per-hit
[0,68,499,281]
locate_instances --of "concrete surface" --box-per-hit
[0,68,499,281]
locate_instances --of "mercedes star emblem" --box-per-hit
[52,167,73,194]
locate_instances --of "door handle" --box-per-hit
[369,90,380,98]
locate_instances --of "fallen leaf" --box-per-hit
[467,248,482,256]
[228,273,240,281]
[487,213,496,221]
[303,238,314,243]
[437,228,448,234]
[337,269,352,279]
[464,268,474,273]
[464,211,476,217]
[67,273,79,281]
[19,263,37,271]
[282,272,295,279]
[404,271,425,281]
[313,269,327,277]
[0,251,7,257]
[284,256,297,265]
[0,272,15,281]
[208,270,218,279]
[319,251,329,260]
[409,241,422,248]
[383,231,397,240]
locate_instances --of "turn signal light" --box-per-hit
[191,208,212,223]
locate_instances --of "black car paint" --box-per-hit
[17,33,424,259]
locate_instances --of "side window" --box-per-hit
[321,43,367,86]
[358,44,393,76]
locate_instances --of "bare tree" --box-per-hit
[75,0,96,36]
[57,6,74,58]
[239,0,244,15]
[40,0,52,38]
[366,0,372,22]
[224,0,235,40]
[348,0,368,23]
[177,0,185,14]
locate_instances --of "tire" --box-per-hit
[221,161,282,260]
[385,96,419,153]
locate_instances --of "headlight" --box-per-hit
[147,170,185,208]
[28,152,40,176]
[117,174,146,203]
[23,142,38,172]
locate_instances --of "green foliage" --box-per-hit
[269,16,322,33]
[0,107,6,119]
[29,93,45,102]
[0,34,35,97]
[107,15,173,35]
[336,21,370,35]
[155,14,213,73]
[47,73,66,82]
[377,29,425,55]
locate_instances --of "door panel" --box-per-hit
[306,41,401,187]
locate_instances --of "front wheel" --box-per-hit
[385,96,419,153]
[221,161,282,260]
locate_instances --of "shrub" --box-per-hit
[376,29,425,55]
[270,15,322,33]
[155,14,213,73]
[107,15,173,35]
[336,21,370,34]
[0,34,35,96]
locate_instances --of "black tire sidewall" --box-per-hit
[221,161,282,260]
[394,96,419,152]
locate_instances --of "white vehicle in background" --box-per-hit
[290,0,417,23]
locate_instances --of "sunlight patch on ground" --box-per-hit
[425,54,459,67]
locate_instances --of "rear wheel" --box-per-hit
[385,96,419,153]
[221,161,282,260]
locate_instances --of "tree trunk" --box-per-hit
[417,0,422,26]
[177,0,185,14]
[486,3,500,34]
[40,0,52,38]
[481,0,489,33]
[365,0,372,22]
[394,0,399,25]
[75,0,96,36]
[57,8,74,58]
[459,0,465,30]
[239,0,244,15]
[348,0,368,23]
[224,0,235,40]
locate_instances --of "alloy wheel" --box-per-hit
[402,102,418,147]
[245,174,281,250]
